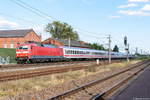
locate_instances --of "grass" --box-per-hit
[0,48,16,63]
[0,60,140,99]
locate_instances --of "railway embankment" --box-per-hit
[0,60,140,100]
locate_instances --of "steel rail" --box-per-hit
[90,61,150,100]
[44,60,149,100]
[0,60,123,82]
[0,64,98,82]
[0,60,96,68]
[0,60,121,69]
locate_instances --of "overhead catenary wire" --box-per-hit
[78,32,107,39]
[0,12,39,24]
[10,0,107,38]
[13,0,106,38]
[13,0,57,21]
[7,0,108,40]
[10,0,51,20]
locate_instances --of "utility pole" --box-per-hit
[124,36,129,62]
[136,47,138,54]
[127,44,129,62]
[68,37,71,48]
[108,35,111,64]
[141,49,142,55]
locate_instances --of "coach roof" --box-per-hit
[0,29,34,38]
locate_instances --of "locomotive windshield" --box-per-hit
[17,46,28,50]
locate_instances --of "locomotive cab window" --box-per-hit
[17,46,28,50]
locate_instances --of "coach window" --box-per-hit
[66,50,68,54]
[82,51,84,54]
[87,52,90,54]
[79,51,80,54]
[65,50,67,54]
[70,50,72,54]
[69,50,71,54]
[75,51,77,54]
[80,51,82,54]
[67,50,69,54]
[67,50,70,54]
[74,51,76,54]
[83,51,86,54]
[71,50,73,54]
[97,52,100,55]
[79,51,82,54]
[73,50,75,54]
[76,51,78,54]
[65,50,68,54]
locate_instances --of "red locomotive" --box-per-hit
[16,41,63,63]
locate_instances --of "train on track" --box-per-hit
[16,41,134,63]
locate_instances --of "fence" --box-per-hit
[0,56,10,65]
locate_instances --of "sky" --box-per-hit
[0,0,150,54]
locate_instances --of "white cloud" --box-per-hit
[118,3,138,8]
[141,4,150,11]
[118,10,150,16]
[109,15,121,19]
[128,0,149,2]
[0,17,19,29]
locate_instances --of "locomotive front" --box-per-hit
[16,44,31,63]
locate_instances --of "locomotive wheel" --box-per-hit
[30,59,36,64]
[17,60,21,64]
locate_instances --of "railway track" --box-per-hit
[0,60,122,70]
[44,59,150,100]
[0,60,97,69]
[0,60,121,82]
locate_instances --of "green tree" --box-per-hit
[87,43,105,50]
[113,45,119,52]
[45,21,79,40]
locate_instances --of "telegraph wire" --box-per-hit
[14,0,57,20]
[15,0,105,36]
[0,11,107,41]
[9,0,108,40]
[10,0,50,20]
[78,31,107,39]
[0,12,39,24]
[10,0,107,38]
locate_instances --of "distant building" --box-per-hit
[42,38,90,48]
[0,29,41,48]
